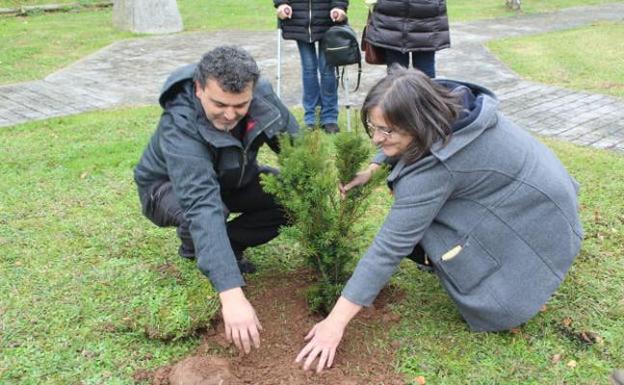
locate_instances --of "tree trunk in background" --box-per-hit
[113,0,183,34]
[505,0,521,11]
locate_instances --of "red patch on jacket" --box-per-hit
[246,119,256,133]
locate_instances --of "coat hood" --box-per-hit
[158,63,196,108]
[431,80,499,161]
[388,80,499,184]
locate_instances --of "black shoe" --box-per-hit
[237,256,257,274]
[322,123,340,134]
[178,243,195,259]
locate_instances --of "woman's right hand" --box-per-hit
[276,4,292,20]
[339,163,381,199]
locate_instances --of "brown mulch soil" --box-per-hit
[135,269,406,385]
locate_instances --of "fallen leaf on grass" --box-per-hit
[414,375,426,384]
[579,331,604,345]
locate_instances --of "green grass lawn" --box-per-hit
[1,106,623,384]
[1,0,623,84]
[488,21,624,99]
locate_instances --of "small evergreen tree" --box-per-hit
[262,130,387,314]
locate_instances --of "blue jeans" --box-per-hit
[296,40,338,126]
[384,49,436,78]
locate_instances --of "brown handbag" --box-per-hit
[360,12,385,65]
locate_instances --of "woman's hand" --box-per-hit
[295,317,345,373]
[339,163,381,199]
[277,4,292,20]
[295,296,362,373]
[330,8,347,22]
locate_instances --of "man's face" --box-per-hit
[195,78,254,131]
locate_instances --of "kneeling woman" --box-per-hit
[296,67,583,372]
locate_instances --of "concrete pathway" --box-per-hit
[1,3,623,151]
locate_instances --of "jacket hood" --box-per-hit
[156,64,284,149]
[430,79,499,161]
[159,64,196,108]
[387,80,499,184]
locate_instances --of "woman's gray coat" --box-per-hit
[342,80,583,331]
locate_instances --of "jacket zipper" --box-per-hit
[235,114,279,188]
[308,0,313,43]
[237,150,248,188]
[326,45,349,51]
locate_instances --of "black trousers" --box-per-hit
[139,171,288,257]
[384,49,436,78]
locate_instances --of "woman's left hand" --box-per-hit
[330,8,347,22]
[295,317,346,373]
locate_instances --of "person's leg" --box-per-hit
[140,181,194,258]
[296,40,321,127]
[411,51,436,78]
[316,41,339,129]
[384,48,410,72]
[221,169,288,257]
[406,244,434,273]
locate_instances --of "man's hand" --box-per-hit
[339,163,380,199]
[219,287,262,354]
[330,8,346,22]
[295,296,362,373]
[277,4,292,20]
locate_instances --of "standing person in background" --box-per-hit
[364,0,449,77]
[275,0,348,133]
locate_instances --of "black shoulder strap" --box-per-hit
[335,63,361,93]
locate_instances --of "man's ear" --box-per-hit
[194,80,203,98]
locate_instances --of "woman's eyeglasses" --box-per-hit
[366,119,394,138]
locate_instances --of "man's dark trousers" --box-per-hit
[141,171,287,258]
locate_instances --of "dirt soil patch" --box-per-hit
[136,269,406,385]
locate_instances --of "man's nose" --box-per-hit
[223,107,236,120]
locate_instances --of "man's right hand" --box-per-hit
[276,4,292,20]
[219,287,262,354]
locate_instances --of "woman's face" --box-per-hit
[368,107,413,158]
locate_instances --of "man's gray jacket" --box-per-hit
[134,64,298,292]
[342,80,583,331]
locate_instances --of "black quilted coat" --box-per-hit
[274,0,349,43]
[365,0,450,52]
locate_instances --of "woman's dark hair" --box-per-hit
[361,66,462,163]
[193,46,260,92]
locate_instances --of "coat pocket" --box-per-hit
[436,237,500,294]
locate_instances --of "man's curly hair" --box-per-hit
[193,46,260,92]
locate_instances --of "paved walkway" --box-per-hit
[1,3,623,151]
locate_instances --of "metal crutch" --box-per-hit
[342,68,351,132]
[276,19,282,98]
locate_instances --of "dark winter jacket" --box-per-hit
[342,80,582,332]
[134,64,299,292]
[365,0,450,52]
[274,0,349,42]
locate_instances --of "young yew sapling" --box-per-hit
[262,129,387,314]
